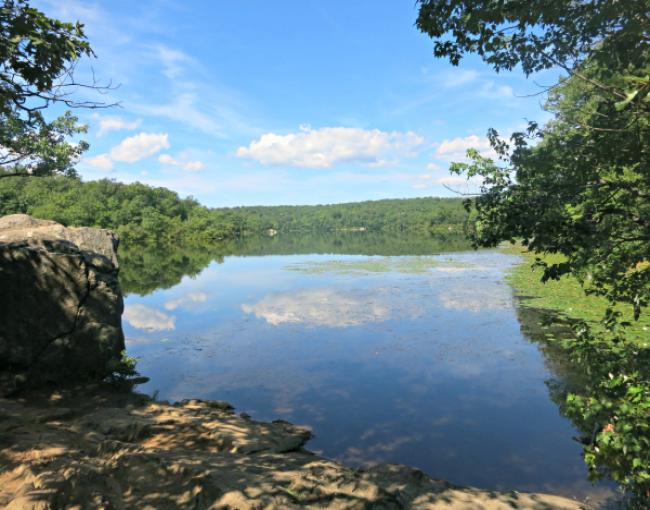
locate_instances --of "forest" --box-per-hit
[0,175,468,243]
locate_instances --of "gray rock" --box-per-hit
[0,215,125,391]
[0,214,120,268]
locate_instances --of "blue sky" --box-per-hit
[37,1,555,207]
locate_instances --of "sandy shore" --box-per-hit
[0,385,589,509]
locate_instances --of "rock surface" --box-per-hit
[0,215,124,392]
[0,386,588,510]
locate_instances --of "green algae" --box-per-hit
[286,256,474,275]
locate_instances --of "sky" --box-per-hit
[36,0,556,207]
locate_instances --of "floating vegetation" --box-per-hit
[286,256,474,275]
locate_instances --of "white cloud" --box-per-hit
[439,69,479,88]
[164,292,209,310]
[84,132,171,173]
[436,71,514,100]
[480,81,515,99]
[435,175,483,186]
[410,164,484,191]
[85,153,113,171]
[367,159,400,169]
[159,154,205,172]
[138,93,225,136]
[123,304,175,331]
[236,126,424,168]
[110,132,170,163]
[435,135,497,162]
[95,115,142,137]
[154,45,193,79]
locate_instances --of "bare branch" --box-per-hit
[542,51,627,100]
[442,183,481,196]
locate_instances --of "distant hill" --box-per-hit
[0,176,468,243]
[220,196,468,235]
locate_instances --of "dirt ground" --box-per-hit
[0,385,589,509]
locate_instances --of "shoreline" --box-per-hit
[0,384,590,509]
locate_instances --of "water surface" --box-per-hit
[121,234,615,505]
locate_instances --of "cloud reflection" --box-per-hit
[123,303,176,331]
[241,287,391,327]
[164,291,209,310]
[439,285,512,312]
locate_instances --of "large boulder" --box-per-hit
[0,214,125,391]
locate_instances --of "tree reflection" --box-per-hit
[118,231,472,296]
[516,304,650,507]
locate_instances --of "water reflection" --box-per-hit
[242,288,392,327]
[118,231,472,295]
[123,303,175,331]
[438,285,512,312]
[164,292,209,311]
[120,234,616,506]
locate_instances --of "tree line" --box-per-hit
[0,175,468,243]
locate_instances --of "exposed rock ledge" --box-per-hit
[0,386,587,510]
[0,214,124,393]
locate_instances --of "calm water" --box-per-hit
[121,234,616,505]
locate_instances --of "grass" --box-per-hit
[505,246,650,344]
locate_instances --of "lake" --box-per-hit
[120,232,616,506]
